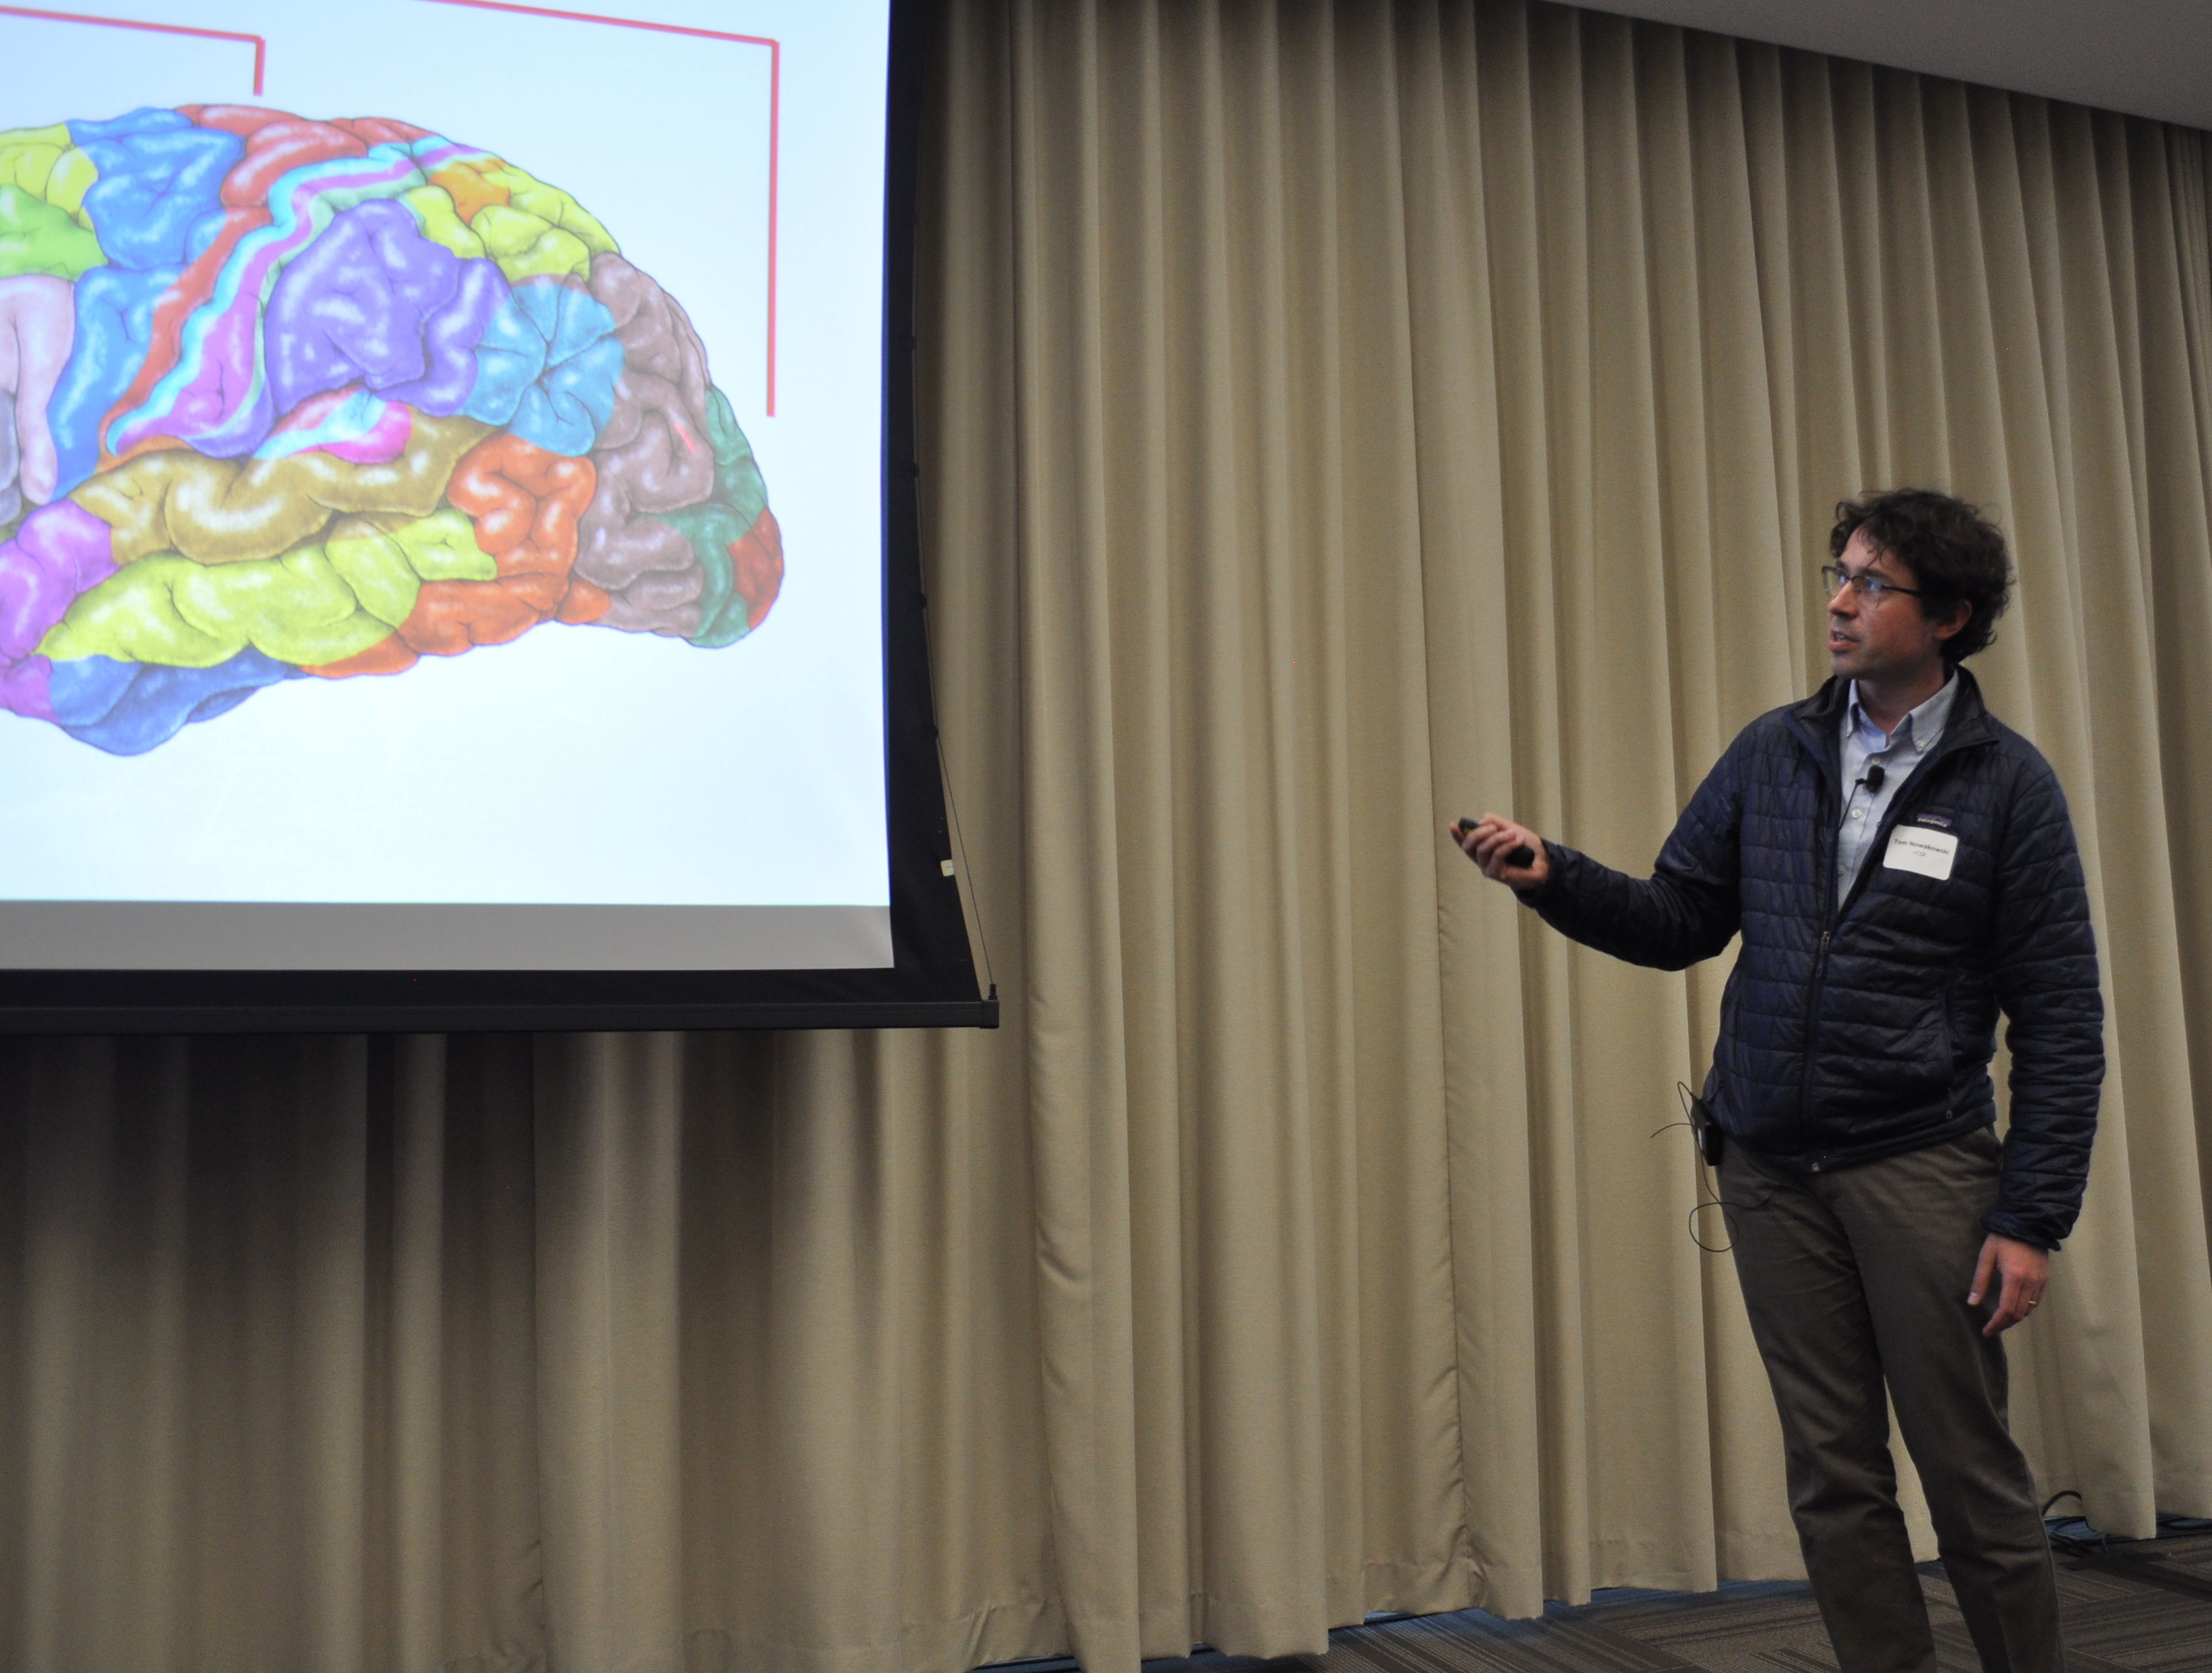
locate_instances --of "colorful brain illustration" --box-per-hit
[0,106,782,755]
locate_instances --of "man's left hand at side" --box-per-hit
[1968,1234,2049,1336]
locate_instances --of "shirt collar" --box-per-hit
[1845,671,1958,756]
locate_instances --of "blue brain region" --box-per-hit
[0,105,782,756]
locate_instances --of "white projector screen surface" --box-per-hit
[0,0,893,972]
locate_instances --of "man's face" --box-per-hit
[1826,528,1962,684]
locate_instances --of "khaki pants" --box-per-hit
[1720,1127,2063,1673]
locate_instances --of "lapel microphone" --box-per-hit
[1864,762,1886,791]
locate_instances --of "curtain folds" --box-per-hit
[5,3,2212,1670]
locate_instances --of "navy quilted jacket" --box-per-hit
[1521,668,2103,1248]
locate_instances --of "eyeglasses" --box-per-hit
[1821,564,1925,604]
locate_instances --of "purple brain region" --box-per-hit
[0,105,782,755]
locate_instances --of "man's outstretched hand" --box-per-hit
[1451,813,1550,890]
[1968,1233,2049,1336]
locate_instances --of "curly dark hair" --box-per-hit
[1830,489,2013,665]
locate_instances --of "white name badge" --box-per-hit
[1884,825,1959,881]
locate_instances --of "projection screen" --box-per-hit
[0,0,992,1029]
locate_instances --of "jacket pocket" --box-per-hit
[1864,990,1954,1099]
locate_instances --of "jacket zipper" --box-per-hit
[1796,780,1839,1163]
[1802,929,1833,1169]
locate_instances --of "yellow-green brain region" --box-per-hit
[0,105,782,754]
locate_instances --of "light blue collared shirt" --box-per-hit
[1837,673,1959,905]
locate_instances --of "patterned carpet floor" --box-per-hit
[976,1529,2212,1673]
[1294,1531,2212,1673]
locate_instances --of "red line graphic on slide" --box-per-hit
[416,0,783,416]
[0,5,266,94]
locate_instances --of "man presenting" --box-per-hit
[1455,489,2102,1673]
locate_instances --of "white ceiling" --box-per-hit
[1566,0,2212,131]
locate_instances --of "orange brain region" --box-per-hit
[0,105,782,754]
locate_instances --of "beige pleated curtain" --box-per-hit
[5,2,2212,1670]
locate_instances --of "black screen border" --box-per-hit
[0,0,993,1034]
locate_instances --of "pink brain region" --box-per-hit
[0,106,782,755]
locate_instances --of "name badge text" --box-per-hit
[1884,825,1959,881]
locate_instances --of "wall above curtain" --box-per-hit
[1570,0,2212,129]
[5,4,2211,1672]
